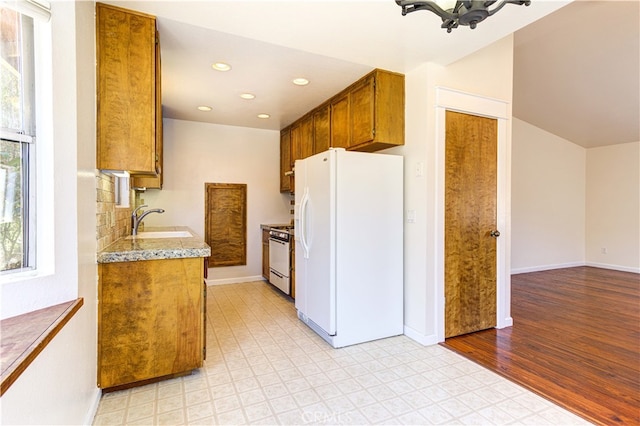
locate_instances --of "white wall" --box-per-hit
[586,142,640,272]
[1,2,100,424]
[511,119,639,274]
[386,36,516,344]
[140,118,291,283]
[511,118,586,273]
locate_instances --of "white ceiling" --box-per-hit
[514,0,639,148]
[102,0,639,148]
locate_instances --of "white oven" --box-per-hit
[268,229,290,295]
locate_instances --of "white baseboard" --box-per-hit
[511,261,585,275]
[497,316,513,328]
[85,388,102,425]
[205,276,265,286]
[511,261,639,275]
[403,325,441,346]
[585,262,640,274]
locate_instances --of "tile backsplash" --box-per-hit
[96,172,132,251]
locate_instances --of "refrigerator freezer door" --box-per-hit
[332,149,404,346]
[294,150,337,336]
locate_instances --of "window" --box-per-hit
[1,7,36,273]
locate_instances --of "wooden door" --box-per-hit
[205,183,247,267]
[444,110,498,338]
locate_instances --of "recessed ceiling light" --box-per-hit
[212,62,231,71]
[257,113,270,119]
[197,106,212,111]
[240,93,256,100]
[293,78,309,86]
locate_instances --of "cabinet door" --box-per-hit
[96,3,157,173]
[330,93,350,149]
[290,243,295,299]
[98,258,203,389]
[350,76,375,148]
[262,229,270,279]
[280,128,292,193]
[313,104,330,154]
[301,115,314,158]
[291,115,314,160]
[291,123,301,165]
[130,31,163,189]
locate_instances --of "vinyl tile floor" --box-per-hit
[93,281,590,425]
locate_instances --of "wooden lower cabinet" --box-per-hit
[290,243,295,299]
[98,257,205,390]
[262,228,270,279]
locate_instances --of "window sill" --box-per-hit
[0,298,83,396]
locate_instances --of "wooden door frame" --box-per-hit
[434,87,512,343]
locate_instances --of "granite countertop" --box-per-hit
[260,223,292,230]
[98,226,211,264]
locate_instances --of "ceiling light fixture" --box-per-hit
[257,113,270,119]
[240,93,256,100]
[197,106,212,111]
[292,78,309,86]
[396,0,531,33]
[212,62,231,71]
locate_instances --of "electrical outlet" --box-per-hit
[601,247,607,254]
[407,210,416,223]
[415,162,424,177]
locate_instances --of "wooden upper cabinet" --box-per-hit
[131,30,163,189]
[96,3,162,179]
[357,69,405,152]
[291,115,314,161]
[350,75,375,147]
[330,93,350,149]
[338,69,404,152]
[313,103,330,154]
[279,68,404,193]
[280,127,292,193]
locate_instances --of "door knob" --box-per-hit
[490,230,500,238]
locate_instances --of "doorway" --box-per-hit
[433,87,511,342]
[444,110,498,337]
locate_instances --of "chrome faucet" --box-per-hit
[131,204,165,236]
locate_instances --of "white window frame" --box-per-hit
[1,0,67,320]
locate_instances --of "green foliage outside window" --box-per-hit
[1,7,31,273]
[0,140,24,271]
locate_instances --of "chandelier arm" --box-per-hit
[395,1,457,20]
[485,0,531,16]
[395,0,531,32]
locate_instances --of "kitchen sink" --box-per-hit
[126,231,192,239]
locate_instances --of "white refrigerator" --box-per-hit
[294,148,403,348]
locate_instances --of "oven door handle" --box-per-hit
[299,187,310,259]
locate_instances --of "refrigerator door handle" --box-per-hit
[300,187,310,259]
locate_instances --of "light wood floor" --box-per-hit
[443,266,640,425]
